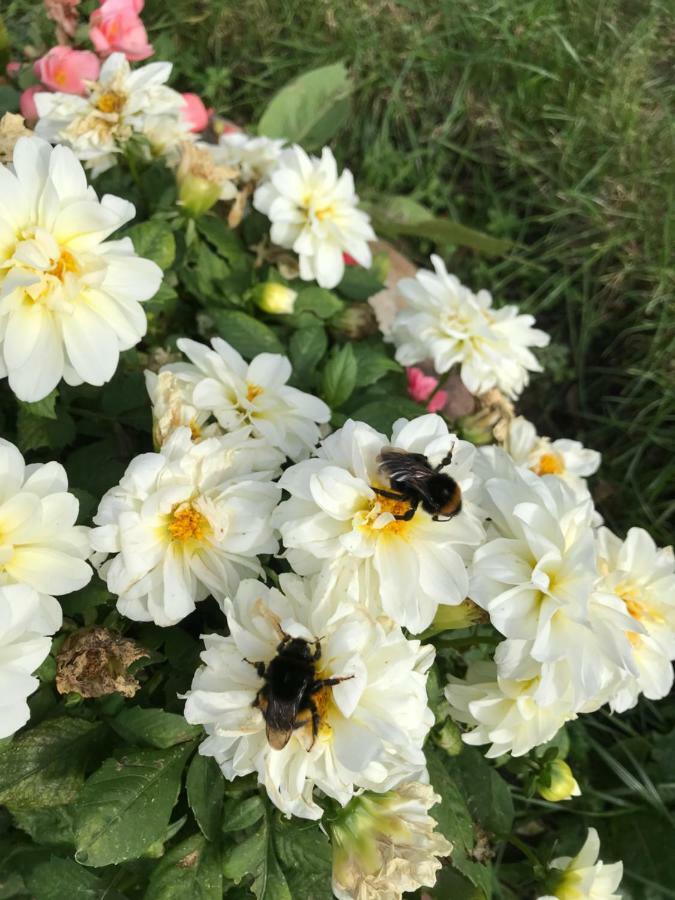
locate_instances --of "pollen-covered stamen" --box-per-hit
[534,451,565,476]
[168,502,210,542]
[246,383,263,403]
[95,90,126,115]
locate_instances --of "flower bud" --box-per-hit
[426,599,487,636]
[330,302,378,340]
[176,143,238,217]
[537,759,581,803]
[253,282,298,315]
[434,718,463,756]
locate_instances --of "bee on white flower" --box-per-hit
[329,782,452,900]
[273,414,485,634]
[391,255,550,399]
[0,584,60,740]
[253,145,376,289]
[596,526,675,712]
[0,137,162,402]
[159,337,331,461]
[183,571,434,820]
[537,828,623,900]
[91,427,281,627]
[211,131,285,184]
[34,53,190,175]
[504,415,601,497]
[0,439,91,625]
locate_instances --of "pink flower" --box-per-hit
[89,0,154,62]
[5,62,21,78]
[20,86,43,121]
[343,252,358,266]
[426,390,448,414]
[34,46,100,94]
[406,366,439,403]
[181,93,211,133]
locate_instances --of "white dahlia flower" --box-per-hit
[144,368,220,449]
[391,255,549,399]
[469,449,637,703]
[504,415,601,496]
[538,828,623,900]
[183,572,434,820]
[273,414,485,633]
[91,427,281,626]
[163,337,331,461]
[211,131,285,184]
[330,782,452,900]
[596,526,675,713]
[0,439,91,623]
[0,137,162,401]
[253,145,375,289]
[35,53,190,175]
[0,583,59,739]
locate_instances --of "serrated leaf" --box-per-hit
[447,748,514,836]
[145,833,222,900]
[221,795,265,833]
[289,326,327,387]
[186,754,224,842]
[223,806,291,900]
[273,815,333,899]
[210,311,283,358]
[321,344,357,409]
[258,63,352,149]
[16,407,76,453]
[350,397,422,433]
[24,857,128,900]
[125,219,176,270]
[74,744,193,867]
[352,345,401,387]
[0,717,104,810]
[111,708,202,749]
[18,389,58,419]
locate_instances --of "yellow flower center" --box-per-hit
[616,581,665,645]
[534,451,565,476]
[50,249,79,281]
[359,490,416,538]
[167,503,210,543]
[96,90,126,115]
[246,383,263,403]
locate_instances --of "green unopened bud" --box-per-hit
[424,599,487,637]
[254,282,298,315]
[176,143,238,217]
[537,759,580,803]
[330,302,378,340]
[371,250,390,284]
[178,173,222,217]
[434,719,463,756]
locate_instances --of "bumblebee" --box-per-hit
[375,445,462,521]
[247,635,351,750]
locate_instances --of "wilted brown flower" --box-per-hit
[0,113,32,164]
[458,387,515,445]
[44,0,80,43]
[56,627,149,699]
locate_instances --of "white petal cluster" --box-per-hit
[0,439,91,738]
[183,572,434,820]
[35,54,190,175]
[211,131,285,184]
[538,828,623,900]
[254,145,375,289]
[0,137,162,402]
[91,427,281,626]
[0,584,58,739]
[391,255,550,399]
[504,415,601,498]
[596,526,675,712]
[330,782,452,900]
[147,337,331,461]
[274,414,485,633]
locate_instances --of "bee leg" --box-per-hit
[307,696,321,748]
[372,486,408,501]
[435,445,455,471]
[310,641,322,662]
[243,658,266,678]
[392,497,420,521]
[312,674,354,690]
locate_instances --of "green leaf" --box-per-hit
[74,744,193,867]
[258,63,352,149]
[289,326,327,387]
[273,815,333,900]
[18,389,58,420]
[223,806,291,900]
[59,578,114,620]
[125,219,176,270]
[293,287,343,320]
[111,708,202,749]
[0,85,19,115]
[447,748,514,836]
[186,754,224,842]
[221,795,265,833]
[321,344,357,409]
[352,344,401,387]
[197,217,246,263]
[11,805,75,848]
[16,407,76,453]
[350,397,422,433]
[145,833,223,900]
[210,311,283,358]
[606,812,675,895]
[0,717,104,810]
[337,267,385,301]
[24,858,127,900]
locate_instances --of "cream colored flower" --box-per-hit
[176,142,239,215]
[0,137,162,401]
[254,145,375,288]
[144,369,220,449]
[0,113,32,165]
[330,782,452,900]
[538,828,622,900]
[391,255,549,399]
[211,131,285,184]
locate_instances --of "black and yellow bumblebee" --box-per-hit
[248,635,351,750]
[374,445,462,521]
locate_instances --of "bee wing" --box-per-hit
[377,447,432,483]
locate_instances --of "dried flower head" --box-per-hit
[56,627,149,698]
[0,113,32,164]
